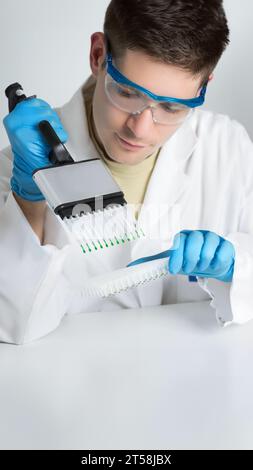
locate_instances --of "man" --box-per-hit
[0,0,253,344]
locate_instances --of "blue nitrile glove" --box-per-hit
[3,98,68,201]
[128,230,235,283]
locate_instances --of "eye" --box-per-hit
[160,103,180,114]
[115,85,139,98]
[118,88,132,98]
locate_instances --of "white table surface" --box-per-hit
[0,300,253,450]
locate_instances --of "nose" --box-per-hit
[125,107,154,140]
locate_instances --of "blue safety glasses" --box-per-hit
[105,52,208,125]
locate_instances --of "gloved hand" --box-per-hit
[128,230,235,283]
[168,230,235,282]
[3,97,68,201]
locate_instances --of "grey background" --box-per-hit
[0,0,252,148]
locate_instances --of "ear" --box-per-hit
[208,73,214,82]
[90,32,107,77]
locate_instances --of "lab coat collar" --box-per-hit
[56,82,100,162]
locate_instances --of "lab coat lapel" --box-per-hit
[133,118,198,256]
[132,118,198,307]
[140,118,197,222]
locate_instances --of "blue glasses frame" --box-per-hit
[106,53,207,108]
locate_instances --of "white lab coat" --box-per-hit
[1,78,253,344]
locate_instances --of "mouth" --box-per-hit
[116,134,146,150]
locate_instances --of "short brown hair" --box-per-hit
[103,0,230,85]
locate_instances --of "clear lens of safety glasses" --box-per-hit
[104,73,192,125]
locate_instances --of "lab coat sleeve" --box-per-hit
[198,123,253,326]
[0,147,71,344]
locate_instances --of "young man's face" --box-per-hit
[90,33,206,165]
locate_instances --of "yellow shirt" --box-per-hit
[81,77,160,218]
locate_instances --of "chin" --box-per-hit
[111,151,145,165]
